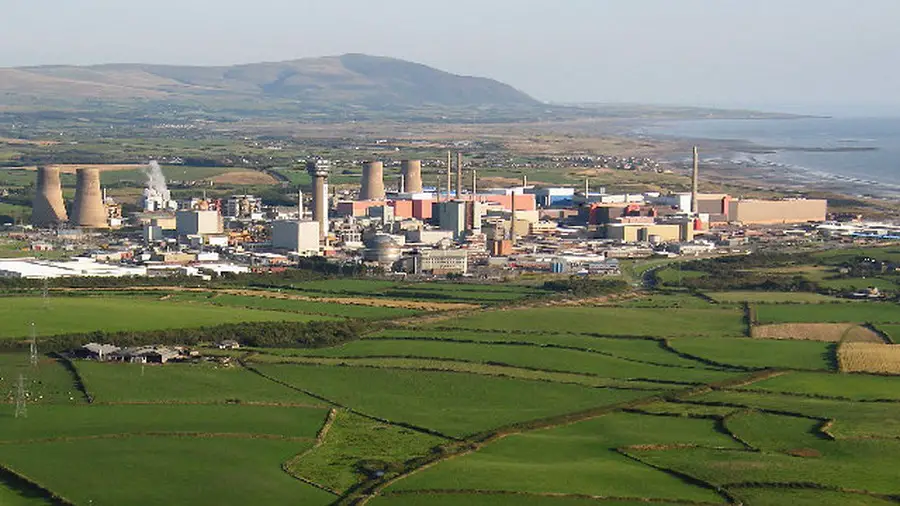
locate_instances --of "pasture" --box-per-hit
[755,303,900,324]
[0,296,331,339]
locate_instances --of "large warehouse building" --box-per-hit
[728,199,827,225]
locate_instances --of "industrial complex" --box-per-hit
[6,147,843,280]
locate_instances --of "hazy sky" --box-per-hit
[5,0,900,114]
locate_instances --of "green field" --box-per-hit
[75,361,327,405]
[755,303,900,324]
[736,370,900,400]
[278,339,734,384]
[254,364,658,437]
[438,306,746,337]
[876,324,900,343]
[707,291,841,304]
[668,337,835,370]
[165,292,421,319]
[391,413,738,502]
[0,296,333,339]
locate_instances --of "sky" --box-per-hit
[4,0,900,115]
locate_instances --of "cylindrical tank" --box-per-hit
[400,160,423,193]
[363,235,401,266]
[360,161,385,201]
[32,166,68,227]
[71,168,108,228]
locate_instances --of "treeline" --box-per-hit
[0,319,368,353]
[542,276,630,297]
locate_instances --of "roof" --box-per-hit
[82,342,120,355]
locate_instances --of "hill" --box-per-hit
[0,54,541,117]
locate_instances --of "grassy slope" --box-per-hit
[168,292,421,319]
[737,371,900,400]
[391,413,736,502]
[437,307,746,337]
[706,292,841,303]
[255,364,657,437]
[0,296,332,339]
[373,495,698,506]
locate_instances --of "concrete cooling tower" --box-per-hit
[71,168,108,228]
[31,166,68,227]
[360,161,385,201]
[401,160,423,193]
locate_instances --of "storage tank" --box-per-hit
[360,161,385,201]
[31,166,68,227]
[70,168,108,228]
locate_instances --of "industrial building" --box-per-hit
[176,210,224,236]
[606,222,694,243]
[413,248,468,275]
[728,199,827,225]
[271,220,320,255]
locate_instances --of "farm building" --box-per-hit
[76,342,121,361]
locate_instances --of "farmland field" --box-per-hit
[0,296,333,339]
[438,306,746,337]
[755,303,900,324]
[1,254,900,505]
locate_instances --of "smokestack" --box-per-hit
[456,152,463,198]
[71,168,108,228]
[691,146,700,215]
[510,190,517,244]
[360,161,385,201]
[399,174,405,193]
[306,160,330,243]
[400,160,423,193]
[32,166,68,227]
[472,169,477,198]
[446,151,452,201]
[297,188,304,219]
[584,178,590,196]
[523,175,528,188]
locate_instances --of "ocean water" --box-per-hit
[635,117,900,191]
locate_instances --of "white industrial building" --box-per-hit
[176,210,223,236]
[271,220,320,255]
[0,258,147,279]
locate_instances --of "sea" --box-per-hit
[631,117,900,196]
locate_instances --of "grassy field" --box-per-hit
[0,437,334,505]
[254,364,658,437]
[75,361,327,405]
[877,324,900,343]
[372,495,697,506]
[289,410,446,492]
[0,296,333,339]
[279,339,735,383]
[165,292,421,319]
[0,354,83,405]
[731,488,898,506]
[668,337,835,370]
[438,306,746,337]
[707,291,841,304]
[737,370,900,400]
[755,303,900,324]
[391,413,738,502]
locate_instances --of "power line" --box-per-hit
[14,374,27,419]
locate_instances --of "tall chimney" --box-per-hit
[510,190,517,244]
[297,188,304,219]
[584,178,590,196]
[691,146,700,215]
[445,151,452,202]
[400,160,423,193]
[32,166,67,227]
[306,160,330,243]
[472,169,477,198]
[360,161,385,201]
[523,174,528,187]
[71,168,108,228]
[456,152,463,199]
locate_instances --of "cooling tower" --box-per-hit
[360,161,385,201]
[400,160,423,193]
[31,166,68,227]
[71,168,108,228]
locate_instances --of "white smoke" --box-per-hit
[142,161,171,201]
